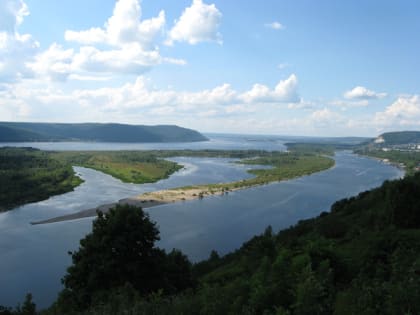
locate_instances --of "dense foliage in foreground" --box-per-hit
[30,172,420,314]
[0,148,82,211]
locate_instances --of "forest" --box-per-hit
[0,148,82,212]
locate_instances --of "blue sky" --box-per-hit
[1,0,419,136]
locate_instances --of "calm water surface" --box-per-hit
[0,139,403,308]
[0,133,287,151]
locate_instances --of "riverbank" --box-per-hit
[31,187,230,225]
[31,153,335,225]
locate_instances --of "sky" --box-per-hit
[0,0,420,137]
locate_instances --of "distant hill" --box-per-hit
[372,131,420,145]
[0,122,208,143]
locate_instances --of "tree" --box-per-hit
[59,204,193,310]
[16,294,36,315]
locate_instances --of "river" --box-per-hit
[0,135,403,308]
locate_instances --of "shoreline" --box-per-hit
[31,154,336,225]
[30,165,332,225]
[30,186,238,225]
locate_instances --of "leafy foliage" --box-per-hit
[55,204,193,313]
[0,148,82,212]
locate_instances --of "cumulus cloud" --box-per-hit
[1,74,301,123]
[166,0,222,45]
[374,95,420,128]
[265,22,284,30]
[27,0,188,81]
[65,0,165,49]
[0,0,39,83]
[344,86,387,100]
[239,74,299,103]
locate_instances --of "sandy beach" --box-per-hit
[31,186,234,225]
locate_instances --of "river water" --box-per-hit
[0,135,403,308]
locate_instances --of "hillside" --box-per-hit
[0,122,208,143]
[372,131,420,146]
[36,172,420,314]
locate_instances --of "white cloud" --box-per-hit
[0,0,39,84]
[374,95,420,128]
[265,21,284,30]
[1,74,301,124]
[27,43,74,81]
[166,0,222,45]
[65,0,165,49]
[0,0,28,32]
[27,0,189,80]
[239,74,299,103]
[344,86,387,100]
[329,99,369,109]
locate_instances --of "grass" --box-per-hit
[51,150,334,187]
[51,151,183,184]
[174,152,335,193]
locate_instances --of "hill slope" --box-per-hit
[0,122,208,143]
[42,172,420,314]
[373,131,420,145]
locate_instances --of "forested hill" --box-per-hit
[373,131,420,145]
[0,122,208,143]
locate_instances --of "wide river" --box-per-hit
[0,135,403,308]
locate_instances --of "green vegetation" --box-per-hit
[236,152,334,187]
[48,205,193,314]
[355,148,420,175]
[175,152,334,192]
[0,122,207,142]
[52,151,183,184]
[52,150,334,187]
[33,172,420,314]
[0,148,334,211]
[0,148,82,212]
[375,131,420,145]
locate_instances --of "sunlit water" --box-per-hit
[0,136,403,308]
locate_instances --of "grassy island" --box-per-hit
[132,152,334,206]
[5,148,334,216]
[52,151,183,184]
[0,148,82,212]
[31,150,335,224]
